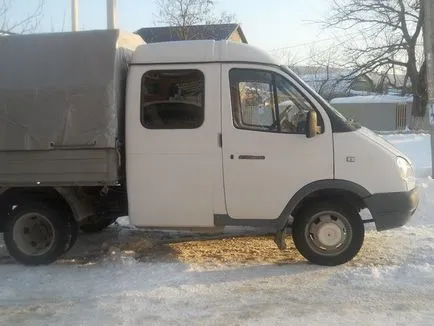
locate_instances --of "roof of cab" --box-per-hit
[131,40,279,66]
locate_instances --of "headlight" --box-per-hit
[396,157,415,184]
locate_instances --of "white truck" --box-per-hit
[0,29,419,266]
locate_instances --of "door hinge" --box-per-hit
[218,133,223,147]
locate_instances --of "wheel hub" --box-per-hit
[306,212,350,254]
[28,224,49,243]
[13,213,55,256]
[316,222,343,247]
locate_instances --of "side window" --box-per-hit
[141,69,204,129]
[230,69,277,131]
[229,69,315,134]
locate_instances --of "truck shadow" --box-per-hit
[60,226,303,266]
[0,226,329,289]
[0,224,403,271]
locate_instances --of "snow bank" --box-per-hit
[382,133,431,178]
[407,178,434,227]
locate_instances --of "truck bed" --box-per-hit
[0,29,143,186]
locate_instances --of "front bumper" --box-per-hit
[364,187,419,231]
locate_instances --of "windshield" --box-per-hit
[280,65,361,131]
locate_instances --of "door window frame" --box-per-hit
[229,67,324,134]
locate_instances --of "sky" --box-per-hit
[4,0,334,62]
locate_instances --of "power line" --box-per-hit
[268,36,340,53]
[267,29,369,53]
[269,34,425,56]
[268,21,427,54]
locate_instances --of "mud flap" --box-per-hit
[274,217,290,250]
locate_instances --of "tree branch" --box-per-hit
[317,0,425,117]
[0,0,45,34]
[154,0,236,39]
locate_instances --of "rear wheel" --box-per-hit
[4,203,71,265]
[292,200,364,266]
[0,199,12,233]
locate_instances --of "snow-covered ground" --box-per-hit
[1,133,434,326]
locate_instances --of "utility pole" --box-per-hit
[71,0,79,31]
[107,0,118,29]
[424,0,434,177]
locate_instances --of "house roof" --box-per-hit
[135,23,247,43]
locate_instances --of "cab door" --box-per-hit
[221,65,334,220]
[126,64,224,227]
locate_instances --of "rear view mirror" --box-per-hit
[306,111,318,138]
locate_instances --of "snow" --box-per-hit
[1,133,434,325]
[331,94,413,104]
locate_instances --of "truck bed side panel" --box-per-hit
[0,149,119,186]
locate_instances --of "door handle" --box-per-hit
[237,155,265,160]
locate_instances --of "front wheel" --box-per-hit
[292,200,364,266]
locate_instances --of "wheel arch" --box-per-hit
[0,187,95,232]
[281,179,371,220]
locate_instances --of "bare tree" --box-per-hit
[322,0,426,120]
[270,48,301,69]
[154,0,236,39]
[0,0,45,35]
[304,45,350,100]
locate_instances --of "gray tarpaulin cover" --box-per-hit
[0,29,143,151]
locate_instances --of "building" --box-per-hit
[330,95,413,131]
[292,65,410,101]
[135,23,247,44]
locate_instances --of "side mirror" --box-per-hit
[306,111,318,139]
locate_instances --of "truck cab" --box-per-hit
[124,40,418,265]
[0,37,418,266]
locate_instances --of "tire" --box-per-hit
[80,216,117,234]
[292,200,364,266]
[4,202,71,265]
[64,214,79,253]
[0,199,12,233]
